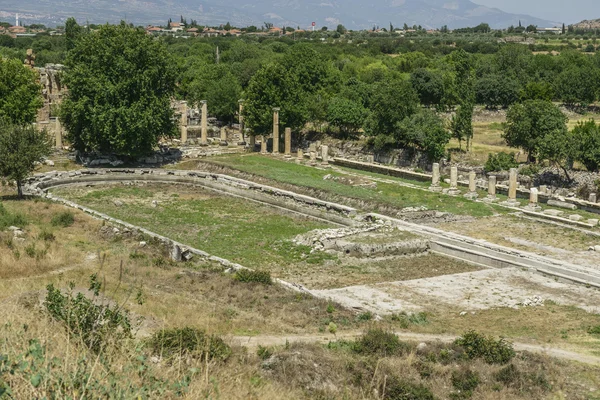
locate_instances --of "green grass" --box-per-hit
[52,185,332,272]
[189,155,505,218]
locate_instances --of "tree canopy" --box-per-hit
[60,23,177,158]
[0,59,43,125]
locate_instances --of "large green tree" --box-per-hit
[450,103,474,150]
[60,23,177,158]
[475,75,520,109]
[0,59,43,125]
[555,66,598,106]
[410,68,444,107]
[326,97,366,137]
[571,120,600,172]
[396,109,450,161]
[503,100,568,162]
[363,79,419,137]
[0,122,52,197]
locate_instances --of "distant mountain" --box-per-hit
[1,0,558,30]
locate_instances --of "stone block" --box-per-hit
[543,209,564,217]
[587,219,599,227]
[568,214,583,222]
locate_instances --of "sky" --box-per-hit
[472,0,600,24]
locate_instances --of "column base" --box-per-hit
[500,200,521,207]
[429,185,443,192]
[445,188,462,196]
[482,196,498,203]
[523,204,542,212]
[463,191,478,200]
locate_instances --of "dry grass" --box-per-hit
[288,253,482,290]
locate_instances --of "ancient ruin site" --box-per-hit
[2,11,600,400]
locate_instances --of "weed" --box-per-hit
[44,279,132,353]
[148,327,231,361]
[357,311,373,321]
[588,325,600,335]
[494,363,520,386]
[383,376,435,400]
[451,368,480,397]
[257,345,273,360]
[454,330,515,365]
[0,202,27,230]
[234,269,272,285]
[51,211,75,228]
[326,303,335,314]
[37,229,56,242]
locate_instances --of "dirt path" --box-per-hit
[231,331,600,366]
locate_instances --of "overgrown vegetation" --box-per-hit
[454,330,515,364]
[234,269,273,285]
[484,151,519,172]
[147,327,231,361]
[50,211,75,227]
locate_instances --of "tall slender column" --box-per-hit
[260,135,267,154]
[180,101,188,144]
[429,163,442,192]
[484,175,498,202]
[238,100,245,144]
[200,100,208,146]
[284,127,292,157]
[55,117,62,149]
[464,170,478,199]
[220,127,228,146]
[321,145,329,165]
[501,168,521,207]
[272,107,280,154]
[448,166,461,195]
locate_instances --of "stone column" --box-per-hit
[309,143,317,165]
[321,145,329,165]
[249,135,256,150]
[525,188,541,211]
[464,170,478,199]
[484,175,498,202]
[55,118,62,150]
[272,108,280,154]
[284,127,292,157]
[296,149,304,164]
[200,100,208,146]
[590,193,597,203]
[501,168,520,207]
[238,100,245,144]
[260,135,267,154]
[447,166,461,195]
[429,163,442,192]
[180,101,188,144]
[220,127,228,146]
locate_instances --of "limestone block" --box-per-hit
[547,199,578,210]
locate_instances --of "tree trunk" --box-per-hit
[17,181,23,198]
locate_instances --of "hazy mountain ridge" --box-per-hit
[1,0,558,30]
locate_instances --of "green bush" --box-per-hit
[454,330,515,364]
[353,329,409,357]
[44,277,132,353]
[148,327,231,361]
[451,368,480,393]
[391,311,429,328]
[234,269,272,285]
[383,376,435,400]
[519,164,541,177]
[257,345,273,360]
[484,152,519,173]
[51,211,75,227]
[588,325,600,335]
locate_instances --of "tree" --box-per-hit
[410,68,444,107]
[326,97,366,137]
[555,66,598,106]
[0,59,43,125]
[571,120,600,172]
[65,17,83,51]
[450,103,474,150]
[363,79,419,137]
[336,24,346,34]
[244,63,306,136]
[526,25,537,33]
[60,23,177,158]
[475,75,520,109]
[519,81,554,101]
[396,109,450,161]
[503,100,568,163]
[0,122,52,197]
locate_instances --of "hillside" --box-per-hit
[1,0,557,30]
[573,18,600,30]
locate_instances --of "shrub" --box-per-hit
[354,329,409,357]
[51,211,75,227]
[454,330,515,364]
[451,368,480,392]
[0,202,27,230]
[148,327,231,361]
[257,345,273,360]
[37,229,55,242]
[234,269,272,285]
[383,376,435,400]
[357,311,374,321]
[484,152,519,173]
[519,164,541,177]
[44,278,132,353]
[588,325,600,335]
[392,312,429,328]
